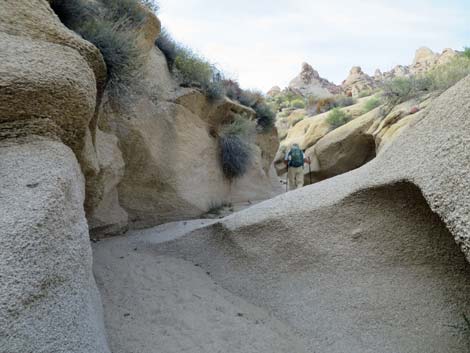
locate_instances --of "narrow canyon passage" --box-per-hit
[93,183,470,353]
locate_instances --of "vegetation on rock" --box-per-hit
[219,115,256,179]
[326,108,351,130]
[362,96,382,113]
[52,0,149,96]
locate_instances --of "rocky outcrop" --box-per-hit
[138,75,470,353]
[306,108,381,179]
[342,66,377,97]
[0,138,110,353]
[288,62,341,97]
[0,1,111,349]
[99,43,281,229]
[267,86,281,97]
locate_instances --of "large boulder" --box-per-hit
[143,75,470,353]
[0,138,110,353]
[308,109,379,178]
[410,47,439,75]
[0,32,97,154]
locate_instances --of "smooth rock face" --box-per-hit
[144,76,470,353]
[101,44,282,228]
[0,33,97,154]
[0,0,106,92]
[0,138,109,353]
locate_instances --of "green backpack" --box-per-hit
[289,146,304,167]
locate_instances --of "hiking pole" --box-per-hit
[286,166,289,192]
[308,157,312,185]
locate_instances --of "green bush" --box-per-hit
[253,102,275,132]
[155,30,225,101]
[382,77,415,105]
[463,47,470,60]
[326,108,351,129]
[52,0,145,97]
[219,115,256,179]
[362,96,381,113]
[291,98,305,109]
[426,56,470,91]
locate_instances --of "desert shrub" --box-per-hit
[362,96,381,113]
[219,115,256,179]
[463,47,470,60]
[305,95,318,111]
[358,90,373,98]
[101,0,152,26]
[291,98,306,109]
[426,56,470,91]
[223,80,242,101]
[155,29,178,69]
[52,0,145,97]
[171,45,225,101]
[238,90,263,107]
[253,102,275,132]
[316,97,336,114]
[155,29,225,101]
[335,95,355,108]
[382,77,414,105]
[326,108,351,129]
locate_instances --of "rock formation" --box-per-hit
[267,86,281,97]
[105,75,470,353]
[0,1,281,351]
[341,66,377,97]
[288,62,341,97]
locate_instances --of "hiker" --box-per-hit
[284,144,311,190]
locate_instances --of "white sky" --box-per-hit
[158,0,470,92]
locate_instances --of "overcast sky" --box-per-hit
[157,0,470,92]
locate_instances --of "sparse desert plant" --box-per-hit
[334,95,355,108]
[253,102,276,132]
[291,98,306,109]
[82,19,144,95]
[52,0,145,97]
[219,115,256,179]
[316,97,336,114]
[326,108,351,129]
[358,90,373,98]
[238,90,263,107]
[463,47,470,60]
[223,80,242,101]
[382,77,414,105]
[426,55,470,91]
[206,201,233,216]
[155,28,178,69]
[101,0,151,26]
[362,96,382,113]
